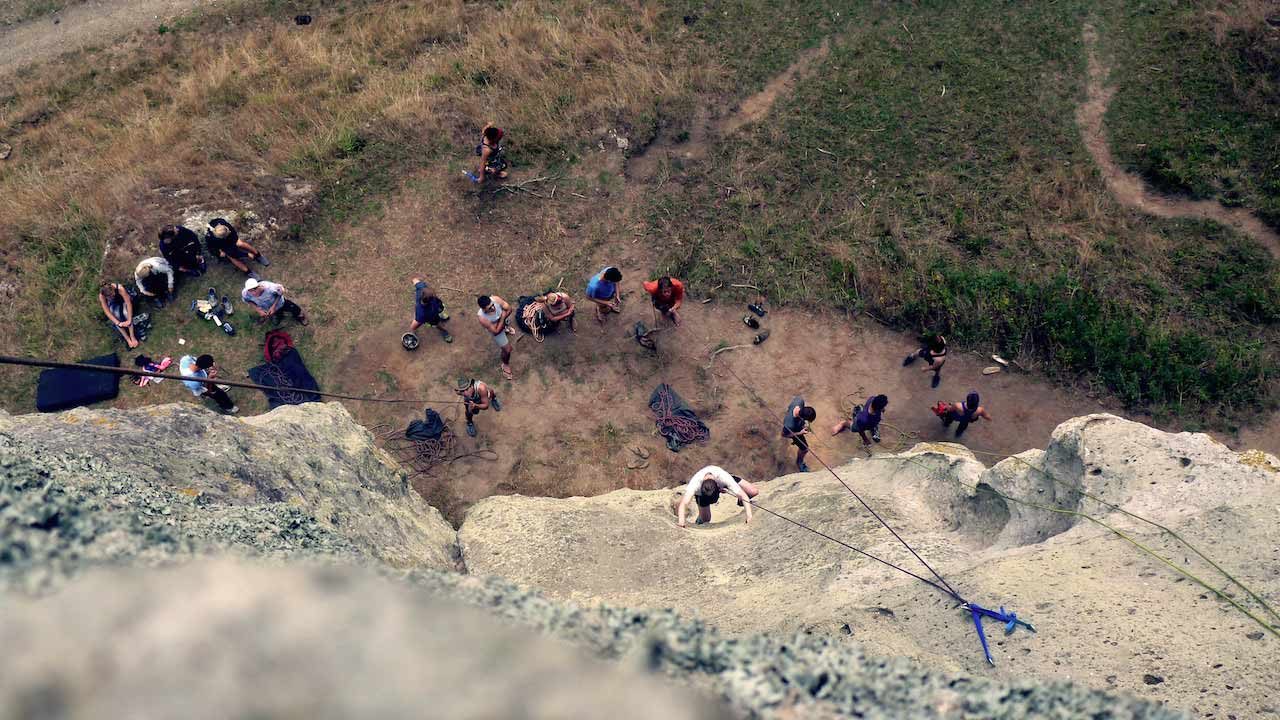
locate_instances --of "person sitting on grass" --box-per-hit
[410,277,452,343]
[585,266,623,325]
[832,394,888,446]
[538,291,576,333]
[241,278,308,326]
[471,122,509,182]
[673,465,757,528]
[781,395,817,472]
[205,218,269,276]
[642,275,685,326]
[939,391,993,439]
[903,333,947,388]
[179,353,238,414]
[158,224,206,277]
[98,282,141,349]
[134,256,175,308]
[454,377,502,438]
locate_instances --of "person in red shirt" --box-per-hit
[642,276,685,326]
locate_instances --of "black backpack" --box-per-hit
[405,408,446,441]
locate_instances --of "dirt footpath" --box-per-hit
[0,0,208,76]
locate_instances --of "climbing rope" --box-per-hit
[719,359,962,601]
[257,363,315,406]
[650,383,710,448]
[521,300,547,343]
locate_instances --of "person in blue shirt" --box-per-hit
[780,395,817,472]
[179,354,237,414]
[832,394,888,446]
[585,266,622,326]
[409,277,452,343]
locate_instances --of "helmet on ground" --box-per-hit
[401,332,420,350]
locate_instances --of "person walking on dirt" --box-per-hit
[585,266,623,325]
[832,394,888,446]
[643,275,685,327]
[476,295,515,379]
[242,278,308,326]
[674,465,757,528]
[179,353,238,414]
[538,290,577,333]
[158,224,206,277]
[781,395,817,472]
[98,282,141,349]
[937,391,993,439]
[455,377,502,438]
[903,333,948,388]
[469,123,508,182]
[205,218,269,276]
[410,278,452,343]
[134,256,175,308]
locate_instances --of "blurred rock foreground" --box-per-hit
[2,402,1276,719]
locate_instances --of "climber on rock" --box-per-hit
[674,465,757,528]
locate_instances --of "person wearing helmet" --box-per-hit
[454,377,502,438]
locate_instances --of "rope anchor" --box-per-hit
[961,601,1036,666]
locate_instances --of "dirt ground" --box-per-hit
[13,12,1277,529]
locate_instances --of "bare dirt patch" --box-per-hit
[1076,23,1280,258]
[720,38,830,136]
[0,0,206,76]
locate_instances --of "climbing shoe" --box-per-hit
[207,287,218,305]
[439,310,450,321]
[871,428,881,443]
[443,332,453,343]
[753,329,770,345]
[743,315,760,329]
[747,303,767,317]
[491,395,502,412]
[931,374,941,388]
[797,461,810,472]
[221,296,233,315]
[903,353,917,366]
[466,422,477,437]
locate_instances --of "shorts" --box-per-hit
[788,435,809,450]
[107,299,127,323]
[853,418,879,434]
[414,307,446,326]
[219,245,249,262]
[492,330,509,348]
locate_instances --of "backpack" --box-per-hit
[405,408,446,441]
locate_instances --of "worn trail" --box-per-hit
[1076,23,1280,257]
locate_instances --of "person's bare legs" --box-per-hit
[500,345,513,379]
[831,420,852,436]
[738,480,759,499]
[114,323,139,349]
[226,255,251,274]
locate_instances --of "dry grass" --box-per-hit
[0,0,692,404]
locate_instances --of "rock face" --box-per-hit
[3,403,1267,719]
[0,561,731,720]
[460,415,1280,718]
[0,402,458,591]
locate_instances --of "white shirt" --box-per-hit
[680,465,747,503]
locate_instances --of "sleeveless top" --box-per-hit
[478,303,503,325]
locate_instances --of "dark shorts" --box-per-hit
[788,435,809,450]
[414,306,444,326]
[107,299,127,323]
[853,418,879,434]
[218,245,250,262]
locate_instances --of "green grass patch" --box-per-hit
[1102,2,1280,229]
[648,0,1280,420]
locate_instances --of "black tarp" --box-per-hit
[247,347,321,408]
[36,353,121,412]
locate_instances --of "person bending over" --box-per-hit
[410,278,452,343]
[472,123,509,181]
[539,291,576,333]
[98,282,140,349]
[675,465,757,528]
[585,266,623,325]
[940,391,993,438]
[158,224,206,277]
[781,395,817,472]
[134,257,175,308]
[833,394,888,446]
[643,275,685,326]
[903,333,947,388]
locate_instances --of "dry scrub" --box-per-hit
[0,0,695,400]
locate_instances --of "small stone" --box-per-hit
[1246,631,1264,641]
[1142,674,1164,685]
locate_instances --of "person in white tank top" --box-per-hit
[476,294,515,380]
